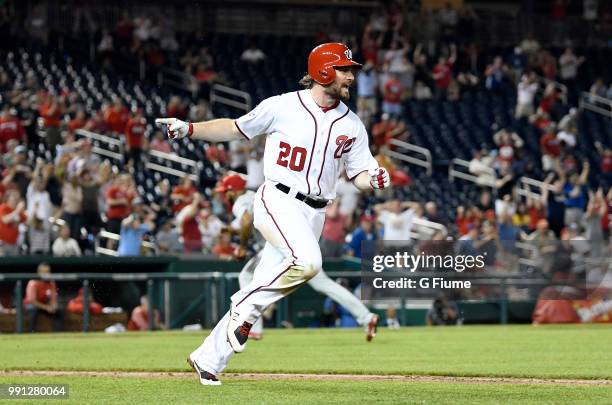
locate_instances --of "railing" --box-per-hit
[210,84,252,115]
[156,66,199,99]
[517,176,555,200]
[579,91,612,120]
[145,149,199,182]
[448,158,496,187]
[385,139,433,176]
[75,129,124,162]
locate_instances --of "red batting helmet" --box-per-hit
[214,173,247,193]
[308,43,362,86]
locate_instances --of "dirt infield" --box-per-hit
[1,370,610,386]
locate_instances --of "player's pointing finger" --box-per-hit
[155,118,174,126]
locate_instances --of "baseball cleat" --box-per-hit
[187,356,221,386]
[227,306,252,353]
[366,314,379,342]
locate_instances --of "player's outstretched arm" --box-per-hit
[155,117,242,142]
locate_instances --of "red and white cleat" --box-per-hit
[366,314,379,342]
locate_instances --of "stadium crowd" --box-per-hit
[0,1,609,285]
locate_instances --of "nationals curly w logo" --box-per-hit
[334,135,356,158]
[344,49,353,60]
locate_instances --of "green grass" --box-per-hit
[1,325,611,404]
[0,376,610,405]
[1,325,611,379]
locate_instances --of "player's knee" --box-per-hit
[297,253,322,280]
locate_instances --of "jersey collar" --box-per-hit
[299,89,347,118]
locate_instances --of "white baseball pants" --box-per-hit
[191,183,325,375]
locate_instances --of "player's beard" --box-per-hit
[324,82,351,102]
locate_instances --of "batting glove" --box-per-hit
[368,167,391,189]
[155,117,193,140]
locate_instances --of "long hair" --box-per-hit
[299,74,315,88]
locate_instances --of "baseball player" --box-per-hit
[156,43,391,385]
[215,172,380,341]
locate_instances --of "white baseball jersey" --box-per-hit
[235,89,378,200]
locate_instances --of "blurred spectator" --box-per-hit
[27,215,50,255]
[67,287,102,314]
[413,80,432,100]
[104,97,129,133]
[6,145,33,198]
[104,174,133,235]
[372,114,408,148]
[26,175,52,223]
[541,174,566,237]
[497,210,520,254]
[356,60,378,127]
[52,224,82,257]
[589,78,607,98]
[155,219,182,254]
[525,219,557,273]
[177,193,205,253]
[484,56,508,91]
[336,175,360,220]
[171,175,197,213]
[431,45,457,99]
[80,169,101,235]
[558,108,579,132]
[563,163,589,225]
[0,191,24,255]
[557,126,577,151]
[246,147,265,190]
[456,223,479,256]
[469,149,495,186]
[540,125,561,172]
[61,174,83,239]
[515,73,538,119]
[424,202,444,225]
[439,3,459,42]
[539,51,557,80]
[493,127,524,164]
[240,43,266,64]
[24,263,63,332]
[381,73,404,116]
[538,84,560,115]
[558,48,584,101]
[320,200,346,258]
[0,106,25,153]
[512,202,531,232]
[322,278,358,327]
[124,108,146,167]
[166,96,188,121]
[117,213,154,256]
[509,47,527,83]
[374,199,415,241]
[494,161,517,216]
[128,296,163,331]
[426,296,459,326]
[67,109,87,135]
[212,227,237,260]
[584,189,606,258]
[346,214,377,258]
[97,29,114,71]
[149,130,172,154]
[189,99,213,123]
[39,94,62,156]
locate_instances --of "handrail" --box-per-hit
[517,176,555,200]
[75,129,124,162]
[95,230,157,257]
[579,91,612,119]
[145,162,199,182]
[385,139,433,176]
[210,84,252,115]
[448,158,496,187]
[149,149,198,168]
